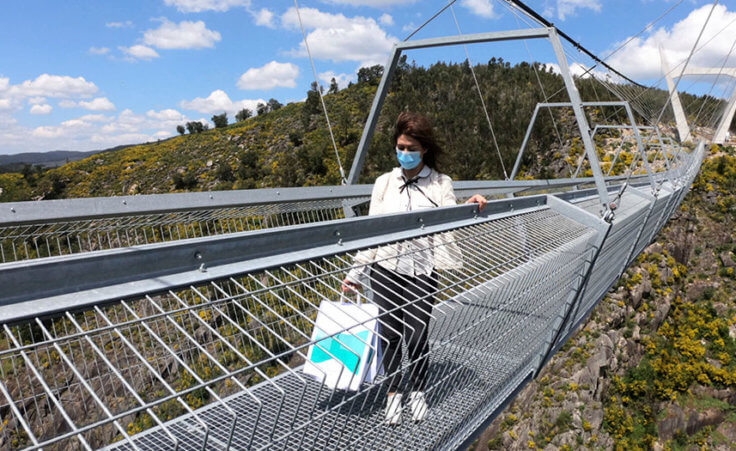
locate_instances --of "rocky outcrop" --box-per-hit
[477,152,736,450]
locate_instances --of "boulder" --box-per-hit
[587,406,604,430]
[715,421,736,446]
[686,408,725,435]
[650,296,672,330]
[719,251,736,268]
[657,403,686,441]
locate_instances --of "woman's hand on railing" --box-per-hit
[342,278,361,293]
[466,194,488,211]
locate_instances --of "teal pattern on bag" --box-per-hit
[310,330,372,374]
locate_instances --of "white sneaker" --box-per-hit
[408,391,428,422]
[385,393,403,425]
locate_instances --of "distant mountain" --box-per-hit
[0,144,139,169]
[0,150,97,167]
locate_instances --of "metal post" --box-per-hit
[347,28,551,185]
[622,102,657,193]
[548,27,610,207]
[510,103,541,180]
[346,47,402,185]
[659,46,691,142]
[606,136,629,176]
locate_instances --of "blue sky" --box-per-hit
[0,0,734,155]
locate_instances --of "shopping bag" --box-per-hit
[303,298,383,391]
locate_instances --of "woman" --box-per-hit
[342,112,487,425]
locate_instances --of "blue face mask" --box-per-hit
[396,148,423,170]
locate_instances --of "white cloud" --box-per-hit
[143,19,221,50]
[18,108,192,153]
[282,7,397,67]
[163,0,250,13]
[180,89,265,115]
[32,126,65,138]
[543,62,604,79]
[120,45,160,61]
[61,118,96,129]
[8,74,98,99]
[78,114,114,123]
[556,0,601,21]
[0,77,9,91]
[89,46,110,55]
[30,104,53,115]
[237,61,299,90]
[146,108,187,122]
[320,0,418,6]
[379,14,394,26]
[319,71,353,90]
[253,8,275,28]
[28,96,46,105]
[0,99,15,110]
[607,4,736,82]
[78,97,116,111]
[106,21,133,28]
[461,0,497,19]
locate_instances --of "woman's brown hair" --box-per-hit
[393,111,442,170]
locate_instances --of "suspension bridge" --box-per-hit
[0,1,730,449]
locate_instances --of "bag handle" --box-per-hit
[339,291,364,305]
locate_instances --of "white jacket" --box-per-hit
[346,167,463,283]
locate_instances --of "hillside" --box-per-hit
[475,147,736,450]
[0,58,674,203]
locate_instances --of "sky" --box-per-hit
[1,0,735,155]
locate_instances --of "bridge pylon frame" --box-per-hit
[660,46,736,144]
[346,27,611,209]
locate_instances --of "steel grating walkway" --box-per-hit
[103,232,591,451]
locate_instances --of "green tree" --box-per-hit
[176,125,185,135]
[215,163,235,182]
[212,112,228,128]
[302,82,321,128]
[357,65,383,85]
[267,98,282,111]
[328,77,339,94]
[173,172,197,189]
[235,108,252,122]
[256,102,268,116]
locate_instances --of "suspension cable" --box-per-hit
[502,0,645,87]
[404,0,458,41]
[294,0,347,185]
[449,4,508,179]
[507,6,566,165]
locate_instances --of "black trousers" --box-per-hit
[371,264,437,392]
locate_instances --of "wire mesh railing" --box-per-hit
[0,188,371,264]
[0,175,656,265]
[0,206,598,450]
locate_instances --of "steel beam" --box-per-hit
[347,28,550,185]
[395,28,550,51]
[0,176,653,228]
[0,196,547,323]
[1,184,373,226]
[549,27,609,207]
[346,47,402,185]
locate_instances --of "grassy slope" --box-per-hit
[476,146,736,450]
